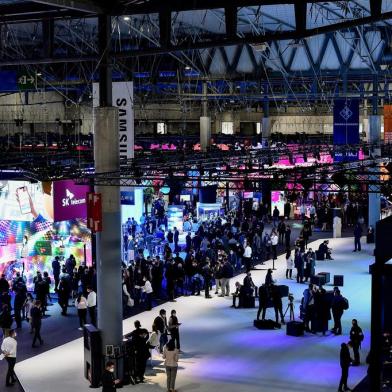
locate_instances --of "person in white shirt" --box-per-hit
[271,231,279,261]
[285,250,294,279]
[86,287,97,326]
[163,338,179,392]
[1,329,17,386]
[243,242,253,272]
[142,276,153,311]
[75,294,88,330]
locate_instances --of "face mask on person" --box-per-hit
[109,368,115,373]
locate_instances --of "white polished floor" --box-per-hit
[17,236,373,392]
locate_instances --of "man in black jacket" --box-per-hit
[102,361,120,392]
[331,289,347,335]
[153,309,167,353]
[202,262,213,298]
[256,284,269,320]
[338,342,352,392]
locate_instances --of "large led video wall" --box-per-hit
[0,180,92,290]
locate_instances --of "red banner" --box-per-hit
[87,192,102,233]
[384,105,392,143]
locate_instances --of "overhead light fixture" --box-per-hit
[123,16,130,21]
[36,72,42,76]
[185,66,191,70]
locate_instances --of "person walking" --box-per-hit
[52,256,61,292]
[353,223,363,252]
[75,293,88,330]
[349,319,364,366]
[0,304,13,338]
[58,277,70,316]
[285,250,294,279]
[31,300,43,348]
[168,310,181,351]
[1,329,17,387]
[338,342,353,392]
[87,286,97,326]
[163,339,179,392]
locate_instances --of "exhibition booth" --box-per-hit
[0,179,92,290]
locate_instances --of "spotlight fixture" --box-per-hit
[123,16,130,21]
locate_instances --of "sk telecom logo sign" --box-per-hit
[62,188,86,207]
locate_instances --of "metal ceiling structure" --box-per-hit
[0,1,390,107]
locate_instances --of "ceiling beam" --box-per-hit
[115,0,346,15]
[1,9,392,65]
[295,1,307,34]
[225,6,238,39]
[370,0,382,17]
[159,10,171,47]
[30,0,102,14]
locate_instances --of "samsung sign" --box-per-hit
[93,82,134,162]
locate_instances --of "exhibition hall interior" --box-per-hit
[1,1,392,392]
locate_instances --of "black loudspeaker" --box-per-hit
[318,272,331,284]
[277,285,289,298]
[254,319,281,330]
[243,296,255,308]
[334,275,344,286]
[286,321,304,336]
[199,185,217,204]
[311,275,326,286]
[84,324,102,388]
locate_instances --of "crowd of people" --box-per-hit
[0,190,370,391]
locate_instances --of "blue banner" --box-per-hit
[333,98,359,161]
[121,191,135,205]
[0,71,17,91]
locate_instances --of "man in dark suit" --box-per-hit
[101,361,120,392]
[153,309,168,353]
[338,342,352,392]
[353,223,363,252]
[174,227,180,252]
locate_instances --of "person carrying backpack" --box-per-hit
[331,289,348,335]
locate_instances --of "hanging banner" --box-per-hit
[333,98,359,162]
[384,105,392,144]
[93,81,134,163]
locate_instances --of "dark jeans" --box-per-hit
[88,306,96,326]
[170,328,180,350]
[272,245,277,260]
[14,307,22,328]
[204,279,210,298]
[333,310,343,334]
[338,366,349,391]
[145,293,152,310]
[274,305,284,324]
[286,269,292,279]
[32,324,43,346]
[296,269,303,283]
[257,303,267,320]
[243,257,252,272]
[352,342,360,364]
[5,357,16,386]
[77,308,87,328]
[354,237,361,251]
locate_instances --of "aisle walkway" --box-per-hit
[16,236,372,392]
